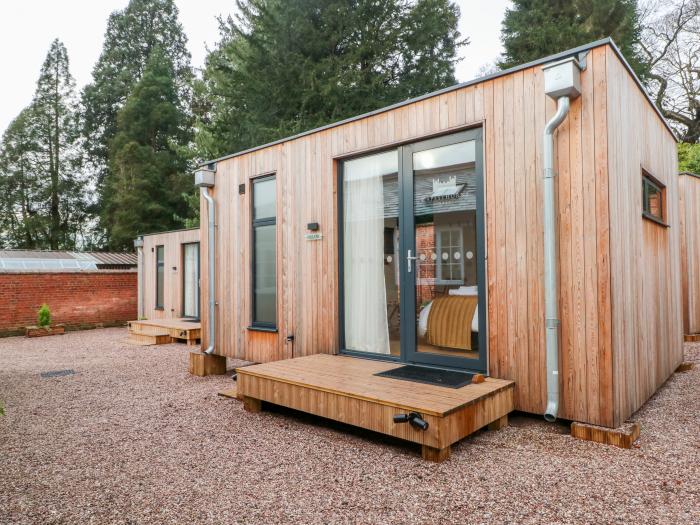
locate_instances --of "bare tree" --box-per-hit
[639,0,700,142]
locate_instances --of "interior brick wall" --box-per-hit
[0,271,137,336]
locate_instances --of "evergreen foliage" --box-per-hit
[678,143,700,175]
[499,0,647,77]
[0,39,88,249]
[37,304,51,327]
[81,0,192,233]
[104,48,194,250]
[196,0,465,159]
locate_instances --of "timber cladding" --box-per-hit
[679,172,700,336]
[139,228,199,320]
[200,42,681,428]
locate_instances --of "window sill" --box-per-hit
[247,325,278,333]
[642,212,669,228]
[154,307,164,311]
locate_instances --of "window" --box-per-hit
[155,245,164,309]
[642,171,666,224]
[252,175,276,328]
[435,225,464,284]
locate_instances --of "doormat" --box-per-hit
[375,365,474,388]
[40,369,75,379]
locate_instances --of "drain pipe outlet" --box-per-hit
[542,57,581,422]
[194,167,216,355]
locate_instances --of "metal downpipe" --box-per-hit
[201,187,216,355]
[543,96,570,423]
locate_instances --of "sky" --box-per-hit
[0,0,510,137]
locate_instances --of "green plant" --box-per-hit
[37,304,51,327]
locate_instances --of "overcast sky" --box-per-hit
[0,0,510,136]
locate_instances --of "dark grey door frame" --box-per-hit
[181,241,200,319]
[338,127,487,373]
[399,128,486,372]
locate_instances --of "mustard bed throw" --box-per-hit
[426,295,478,350]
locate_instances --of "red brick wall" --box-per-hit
[0,271,137,336]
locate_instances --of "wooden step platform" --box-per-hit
[126,331,171,346]
[127,319,201,346]
[684,333,700,343]
[236,354,514,462]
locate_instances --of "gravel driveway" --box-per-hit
[1,328,698,524]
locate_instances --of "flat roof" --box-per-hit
[201,37,677,168]
[680,171,700,180]
[137,226,200,238]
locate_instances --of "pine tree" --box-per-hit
[196,0,464,159]
[0,108,42,248]
[81,0,191,220]
[499,0,646,77]
[0,40,87,249]
[105,48,193,250]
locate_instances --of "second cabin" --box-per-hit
[193,39,683,431]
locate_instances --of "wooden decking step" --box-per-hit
[684,333,700,343]
[236,354,514,462]
[571,421,640,449]
[125,332,172,346]
[218,385,240,399]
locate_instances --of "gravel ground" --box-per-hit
[0,329,698,525]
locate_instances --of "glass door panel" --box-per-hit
[342,149,400,357]
[183,242,200,318]
[403,131,486,371]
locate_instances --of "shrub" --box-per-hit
[37,304,51,327]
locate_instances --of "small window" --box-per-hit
[642,171,666,224]
[252,175,276,328]
[155,245,165,309]
[436,225,464,285]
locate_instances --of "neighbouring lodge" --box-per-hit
[679,171,700,339]
[139,39,686,454]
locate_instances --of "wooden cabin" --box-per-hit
[679,171,700,339]
[135,228,201,320]
[196,38,682,448]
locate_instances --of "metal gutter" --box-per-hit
[138,226,201,238]
[200,37,677,168]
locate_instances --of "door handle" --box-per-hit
[407,249,417,273]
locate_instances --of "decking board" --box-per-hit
[236,354,514,459]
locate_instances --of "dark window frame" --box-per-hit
[155,245,165,310]
[642,170,668,227]
[181,241,200,319]
[249,174,278,331]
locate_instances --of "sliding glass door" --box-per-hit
[340,128,486,371]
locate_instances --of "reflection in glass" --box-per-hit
[414,140,480,359]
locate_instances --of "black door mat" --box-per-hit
[375,365,475,388]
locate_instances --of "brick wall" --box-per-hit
[0,271,137,336]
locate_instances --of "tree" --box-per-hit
[638,0,700,142]
[196,0,465,159]
[678,142,700,173]
[0,40,88,250]
[104,48,193,250]
[499,0,647,77]
[81,0,191,221]
[0,108,42,248]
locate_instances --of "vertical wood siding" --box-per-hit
[679,173,700,335]
[201,43,677,427]
[140,229,200,320]
[606,47,683,426]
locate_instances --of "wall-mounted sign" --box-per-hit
[305,232,323,241]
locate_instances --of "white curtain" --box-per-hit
[343,152,394,354]
[183,243,199,318]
